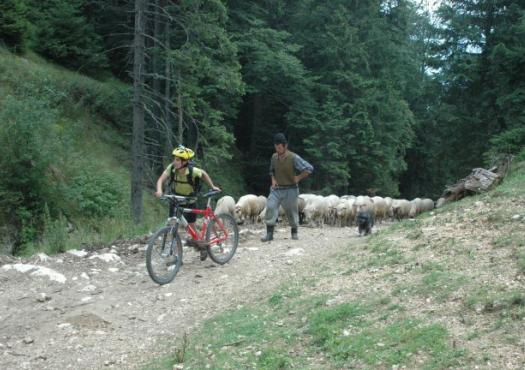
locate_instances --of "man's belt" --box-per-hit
[275,184,298,189]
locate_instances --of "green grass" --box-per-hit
[147,162,525,369]
[0,47,174,254]
[361,237,409,268]
[492,232,525,249]
[419,261,444,273]
[1,46,248,255]
[418,271,469,301]
[170,306,305,369]
[145,287,465,370]
[366,248,407,268]
[466,288,525,314]
[490,162,525,196]
[392,270,469,302]
[517,247,525,273]
[311,315,463,369]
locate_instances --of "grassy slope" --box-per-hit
[149,163,525,369]
[0,48,165,252]
[0,48,247,254]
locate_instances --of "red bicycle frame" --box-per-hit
[180,204,229,246]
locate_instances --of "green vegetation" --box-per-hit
[4,0,524,200]
[414,271,469,301]
[2,0,523,365]
[466,288,525,314]
[366,243,407,268]
[0,48,160,254]
[144,161,525,369]
[0,46,249,254]
[147,287,463,369]
[2,0,525,251]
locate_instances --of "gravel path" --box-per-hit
[0,224,367,370]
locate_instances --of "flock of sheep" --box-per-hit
[214,193,441,227]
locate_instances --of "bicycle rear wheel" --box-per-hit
[146,226,183,285]
[206,213,239,264]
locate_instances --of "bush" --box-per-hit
[516,147,525,162]
[68,166,125,218]
[0,95,64,252]
[42,205,68,254]
[29,0,108,73]
[484,127,525,164]
[0,0,29,52]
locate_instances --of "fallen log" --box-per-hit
[441,156,513,202]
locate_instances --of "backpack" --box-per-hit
[168,161,202,195]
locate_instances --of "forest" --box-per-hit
[1,0,524,254]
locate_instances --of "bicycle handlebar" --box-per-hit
[160,194,197,204]
[202,189,222,198]
[159,190,222,204]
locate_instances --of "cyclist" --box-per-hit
[261,133,313,242]
[155,145,221,260]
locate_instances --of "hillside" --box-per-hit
[0,47,250,256]
[1,162,524,369]
[0,47,149,255]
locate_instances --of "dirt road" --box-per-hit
[0,224,366,369]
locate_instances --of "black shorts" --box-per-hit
[169,202,197,223]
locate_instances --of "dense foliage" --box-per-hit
[402,0,525,196]
[1,0,524,252]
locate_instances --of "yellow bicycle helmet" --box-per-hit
[172,145,195,160]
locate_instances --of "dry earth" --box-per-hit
[0,224,371,370]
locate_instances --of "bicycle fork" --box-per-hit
[161,224,178,257]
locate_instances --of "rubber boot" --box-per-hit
[261,225,274,242]
[291,227,298,240]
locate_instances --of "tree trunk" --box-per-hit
[164,20,173,158]
[442,167,502,202]
[177,73,183,144]
[152,0,165,171]
[131,0,147,224]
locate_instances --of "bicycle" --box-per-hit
[146,189,239,285]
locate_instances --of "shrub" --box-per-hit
[68,167,125,218]
[484,127,525,165]
[29,0,108,73]
[0,0,29,52]
[0,95,63,252]
[42,204,68,254]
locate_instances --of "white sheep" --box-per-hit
[299,193,318,204]
[383,197,394,219]
[409,198,422,218]
[354,195,373,208]
[325,194,341,225]
[420,198,435,213]
[298,196,306,224]
[303,195,329,227]
[435,197,447,208]
[392,199,411,220]
[335,198,355,227]
[371,196,389,223]
[234,194,260,224]
[214,195,235,216]
[258,205,286,224]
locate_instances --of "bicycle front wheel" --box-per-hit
[146,226,183,285]
[206,213,239,265]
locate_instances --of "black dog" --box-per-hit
[357,206,374,236]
